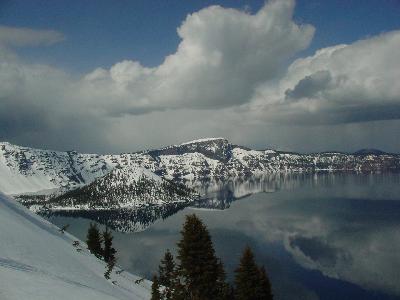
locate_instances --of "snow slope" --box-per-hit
[0,192,151,300]
[0,142,116,194]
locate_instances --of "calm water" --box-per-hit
[47,174,400,300]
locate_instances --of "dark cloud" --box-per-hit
[254,30,400,127]
[285,70,332,100]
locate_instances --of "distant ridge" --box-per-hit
[1,139,400,197]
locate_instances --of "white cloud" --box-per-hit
[81,0,314,114]
[251,30,400,124]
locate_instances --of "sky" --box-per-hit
[0,0,400,153]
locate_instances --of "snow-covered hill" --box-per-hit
[45,165,196,210]
[0,142,115,194]
[0,192,151,300]
[1,138,400,196]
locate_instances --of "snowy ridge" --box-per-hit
[45,164,196,210]
[0,192,151,299]
[180,137,226,145]
[0,142,116,194]
[105,165,163,187]
[1,139,400,197]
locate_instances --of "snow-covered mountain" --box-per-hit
[3,139,399,233]
[45,165,196,210]
[14,165,197,232]
[0,192,151,300]
[0,141,114,194]
[1,138,400,196]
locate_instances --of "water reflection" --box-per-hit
[182,173,315,210]
[189,172,400,209]
[43,173,400,232]
[43,174,316,231]
[46,173,400,299]
[40,201,188,232]
[280,196,400,298]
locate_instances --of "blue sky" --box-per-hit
[1,0,400,74]
[1,0,400,153]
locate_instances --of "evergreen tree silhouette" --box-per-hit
[104,257,116,280]
[103,227,116,263]
[86,223,103,258]
[151,275,162,300]
[158,249,176,299]
[170,279,186,300]
[176,214,223,299]
[234,246,263,300]
[216,259,233,300]
[258,266,273,300]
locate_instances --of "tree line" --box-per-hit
[83,215,273,299]
[151,214,273,300]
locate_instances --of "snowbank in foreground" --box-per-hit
[0,192,151,300]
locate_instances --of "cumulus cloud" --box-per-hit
[0,25,64,47]
[0,0,399,152]
[251,30,400,124]
[78,0,314,115]
[0,0,316,150]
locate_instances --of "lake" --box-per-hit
[47,173,400,300]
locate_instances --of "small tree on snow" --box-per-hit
[59,224,70,234]
[86,223,103,258]
[102,227,116,263]
[104,257,116,280]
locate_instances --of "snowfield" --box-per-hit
[0,192,151,300]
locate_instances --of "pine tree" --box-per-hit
[234,246,263,300]
[158,249,175,300]
[151,275,162,300]
[258,266,273,300]
[216,259,233,300]
[104,257,116,280]
[103,227,116,263]
[86,223,103,258]
[170,279,186,300]
[176,214,221,299]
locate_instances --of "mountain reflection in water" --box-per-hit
[43,173,317,231]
